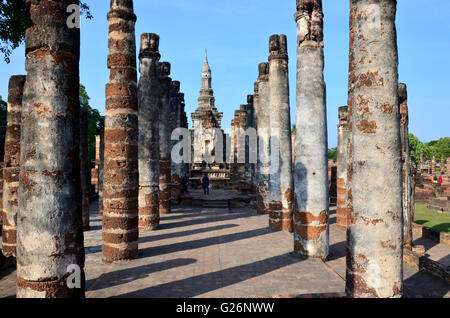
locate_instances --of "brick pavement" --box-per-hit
[0,197,448,298]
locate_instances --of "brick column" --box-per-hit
[268,34,293,232]
[419,151,424,173]
[337,106,350,229]
[80,108,90,231]
[431,155,436,176]
[399,83,412,248]
[245,95,255,188]
[2,75,25,258]
[447,157,450,177]
[159,62,172,214]
[440,156,444,175]
[170,81,183,205]
[294,1,329,257]
[103,0,139,262]
[17,0,84,297]
[138,33,161,230]
[255,63,270,215]
[346,0,403,298]
[98,118,105,215]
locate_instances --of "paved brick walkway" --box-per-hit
[0,198,448,298]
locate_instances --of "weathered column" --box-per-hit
[346,0,403,298]
[17,0,84,297]
[138,33,161,231]
[399,83,412,248]
[80,108,90,231]
[255,63,270,215]
[440,156,444,175]
[180,107,188,180]
[159,62,172,214]
[268,34,293,232]
[447,157,450,177]
[2,75,25,258]
[431,155,436,176]
[170,81,183,205]
[336,106,350,229]
[293,1,329,258]
[103,0,139,262]
[419,151,424,173]
[329,165,337,205]
[245,95,255,188]
[230,107,247,189]
[98,118,105,215]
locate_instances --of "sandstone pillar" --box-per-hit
[447,157,450,177]
[419,151,424,172]
[431,155,436,176]
[399,83,412,248]
[159,62,172,214]
[346,0,403,298]
[2,75,25,258]
[103,0,139,262]
[329,166,337,205]
[17,0,84,297]
[170,81,183,205]
[98,118,105,215]
[80,108,90,231]
[268,34,293,232]
[138,33,161,230]
[245,95,255,188]
[337,106,350,229]
[293,1,329,258]
[255,63,270,215]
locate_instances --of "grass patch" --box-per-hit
[414,204,450,233]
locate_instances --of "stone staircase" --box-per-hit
[202,199,229,209]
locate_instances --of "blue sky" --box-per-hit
[1,0,449,148]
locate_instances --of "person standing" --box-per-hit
[202,174,210,195]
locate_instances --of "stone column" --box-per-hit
[447,157,450,177]
[431,155,436,176]
[17,0,84,297]
[337,106,350,229]
[2,75,25,258]
[159,62,172,214]
[419,151,424,173]
[346,0,403,298]
[98,118,105,215]
[103,0,139,262]
[80,108,90,231]
[440,156,444,175]
[399,83,412,248]
[245,95,255,188]
[255,63,270,215]
[138,33,161,230]
[231,106,247,189]
[170,81,183,205]
[268,34,293,232]
[293,1,329,258]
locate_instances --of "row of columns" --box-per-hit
[0,0,433,299]
[248,0,406,297]
[0,0,189,297]
[419,153,449,176]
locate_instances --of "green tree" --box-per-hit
[0,0,92,63]
[328,148,337,162]
[80,84,101,160]
[0,96,6,161]
[426,137,450,161]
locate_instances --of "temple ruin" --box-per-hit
[0,0,447,300]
